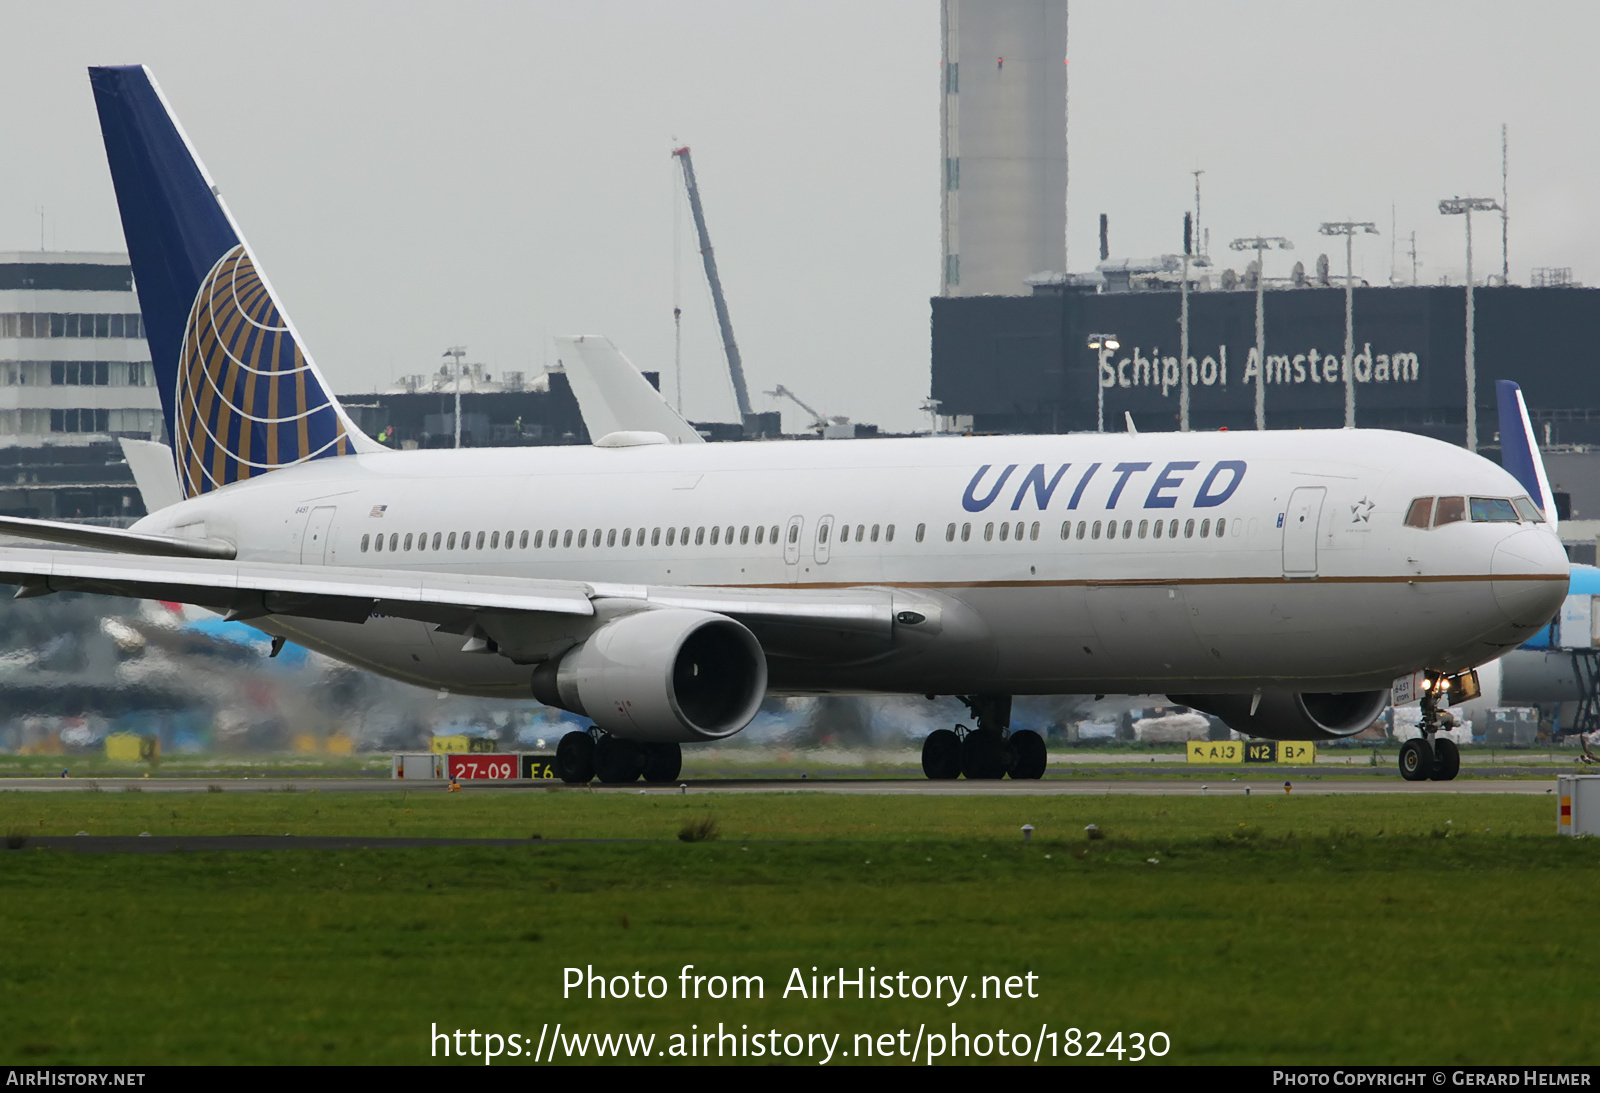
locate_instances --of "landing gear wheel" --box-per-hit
[640,742,683,784]
[1430,738,1461,781]
[922,729,962,780]
[1398,737,1435,782]
[555,731,596,784]
[1008,729,1047,780]
[961,731,1009,780]
[594,736,642,784]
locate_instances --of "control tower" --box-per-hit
[940,0,1068,297]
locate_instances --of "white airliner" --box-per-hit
[0,67,1568,784]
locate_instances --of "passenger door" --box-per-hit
[300,506,337,566]
[1281,487,1325,578]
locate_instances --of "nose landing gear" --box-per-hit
[1398,673,1463,782]
[920,695,1046,780]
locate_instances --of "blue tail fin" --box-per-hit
[1496,379,1558,528]
[89,65,375,499]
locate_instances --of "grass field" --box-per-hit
[0,788,1594,1066]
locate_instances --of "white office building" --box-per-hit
[0,251,163,446]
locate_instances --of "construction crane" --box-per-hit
[671,146,752,421]
[765,385,830,434]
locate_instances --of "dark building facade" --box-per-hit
[932,285,1600,446]
[341,371,594,450]
[0,442,144,522]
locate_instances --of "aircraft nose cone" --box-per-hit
[1491,528,1570,629]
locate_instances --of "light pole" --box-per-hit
[443,346,466,448]
[1318,221,1379,429]
[1087,333,1120,433]
[1180,212,1193,432]
[1229,236,1292,430]
[1439,197,1501,451]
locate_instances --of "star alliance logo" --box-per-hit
[1351,497,1375,523]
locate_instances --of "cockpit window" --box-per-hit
[1513,496,1546,523]
[1433,496,1467,526]
[1470,497,1520,523]
[1404,497,1434,528]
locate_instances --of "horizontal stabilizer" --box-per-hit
[0,515,235,559]
[118,438,182,513]
[0,548,594,627]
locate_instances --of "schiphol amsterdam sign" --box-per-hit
[1096,343,1421,400]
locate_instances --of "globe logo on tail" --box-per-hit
[175,245,349,498]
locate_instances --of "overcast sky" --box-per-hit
[4,2,1597,432]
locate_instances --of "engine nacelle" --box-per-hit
[531,608,767,743]
[1169,690,1389,741]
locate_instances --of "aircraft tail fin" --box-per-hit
[553,336,704,445]
[89,66,378,501]
[1496,379,1558,531]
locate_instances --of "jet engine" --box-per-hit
[1168,690,1389,741]
[531,608,767,743]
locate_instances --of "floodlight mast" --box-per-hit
[443,346,466,448]
[1086,333,1119,432]
[1439,197,1501,452]
[1318,221,1379,429]
[1180,212,1193,432]
[1228,236,1292,430]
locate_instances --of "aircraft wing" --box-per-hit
[0,547,905,658]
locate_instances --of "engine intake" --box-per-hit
[531,608,767,742]
[1169,690,1388,741]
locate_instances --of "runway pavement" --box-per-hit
[0,774,1565,795]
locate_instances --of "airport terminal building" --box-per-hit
[932,282,1600,446]
[0,251,162,520]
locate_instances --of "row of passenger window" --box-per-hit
[944,517,1230,543]
[358,515,1231,555]
[360,523,792,554]
[820,523,897,545]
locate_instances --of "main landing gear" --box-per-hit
[921,694,1046,781]
[555,729,683,785]
[1398,672,1462,783]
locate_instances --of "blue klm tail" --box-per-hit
[1495,379,1558,530]
[89,65,375,500]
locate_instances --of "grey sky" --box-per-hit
[4,2,1597,433]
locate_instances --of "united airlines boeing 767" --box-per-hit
[0,67,1567,783]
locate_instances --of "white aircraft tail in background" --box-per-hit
[555,335,703,446]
